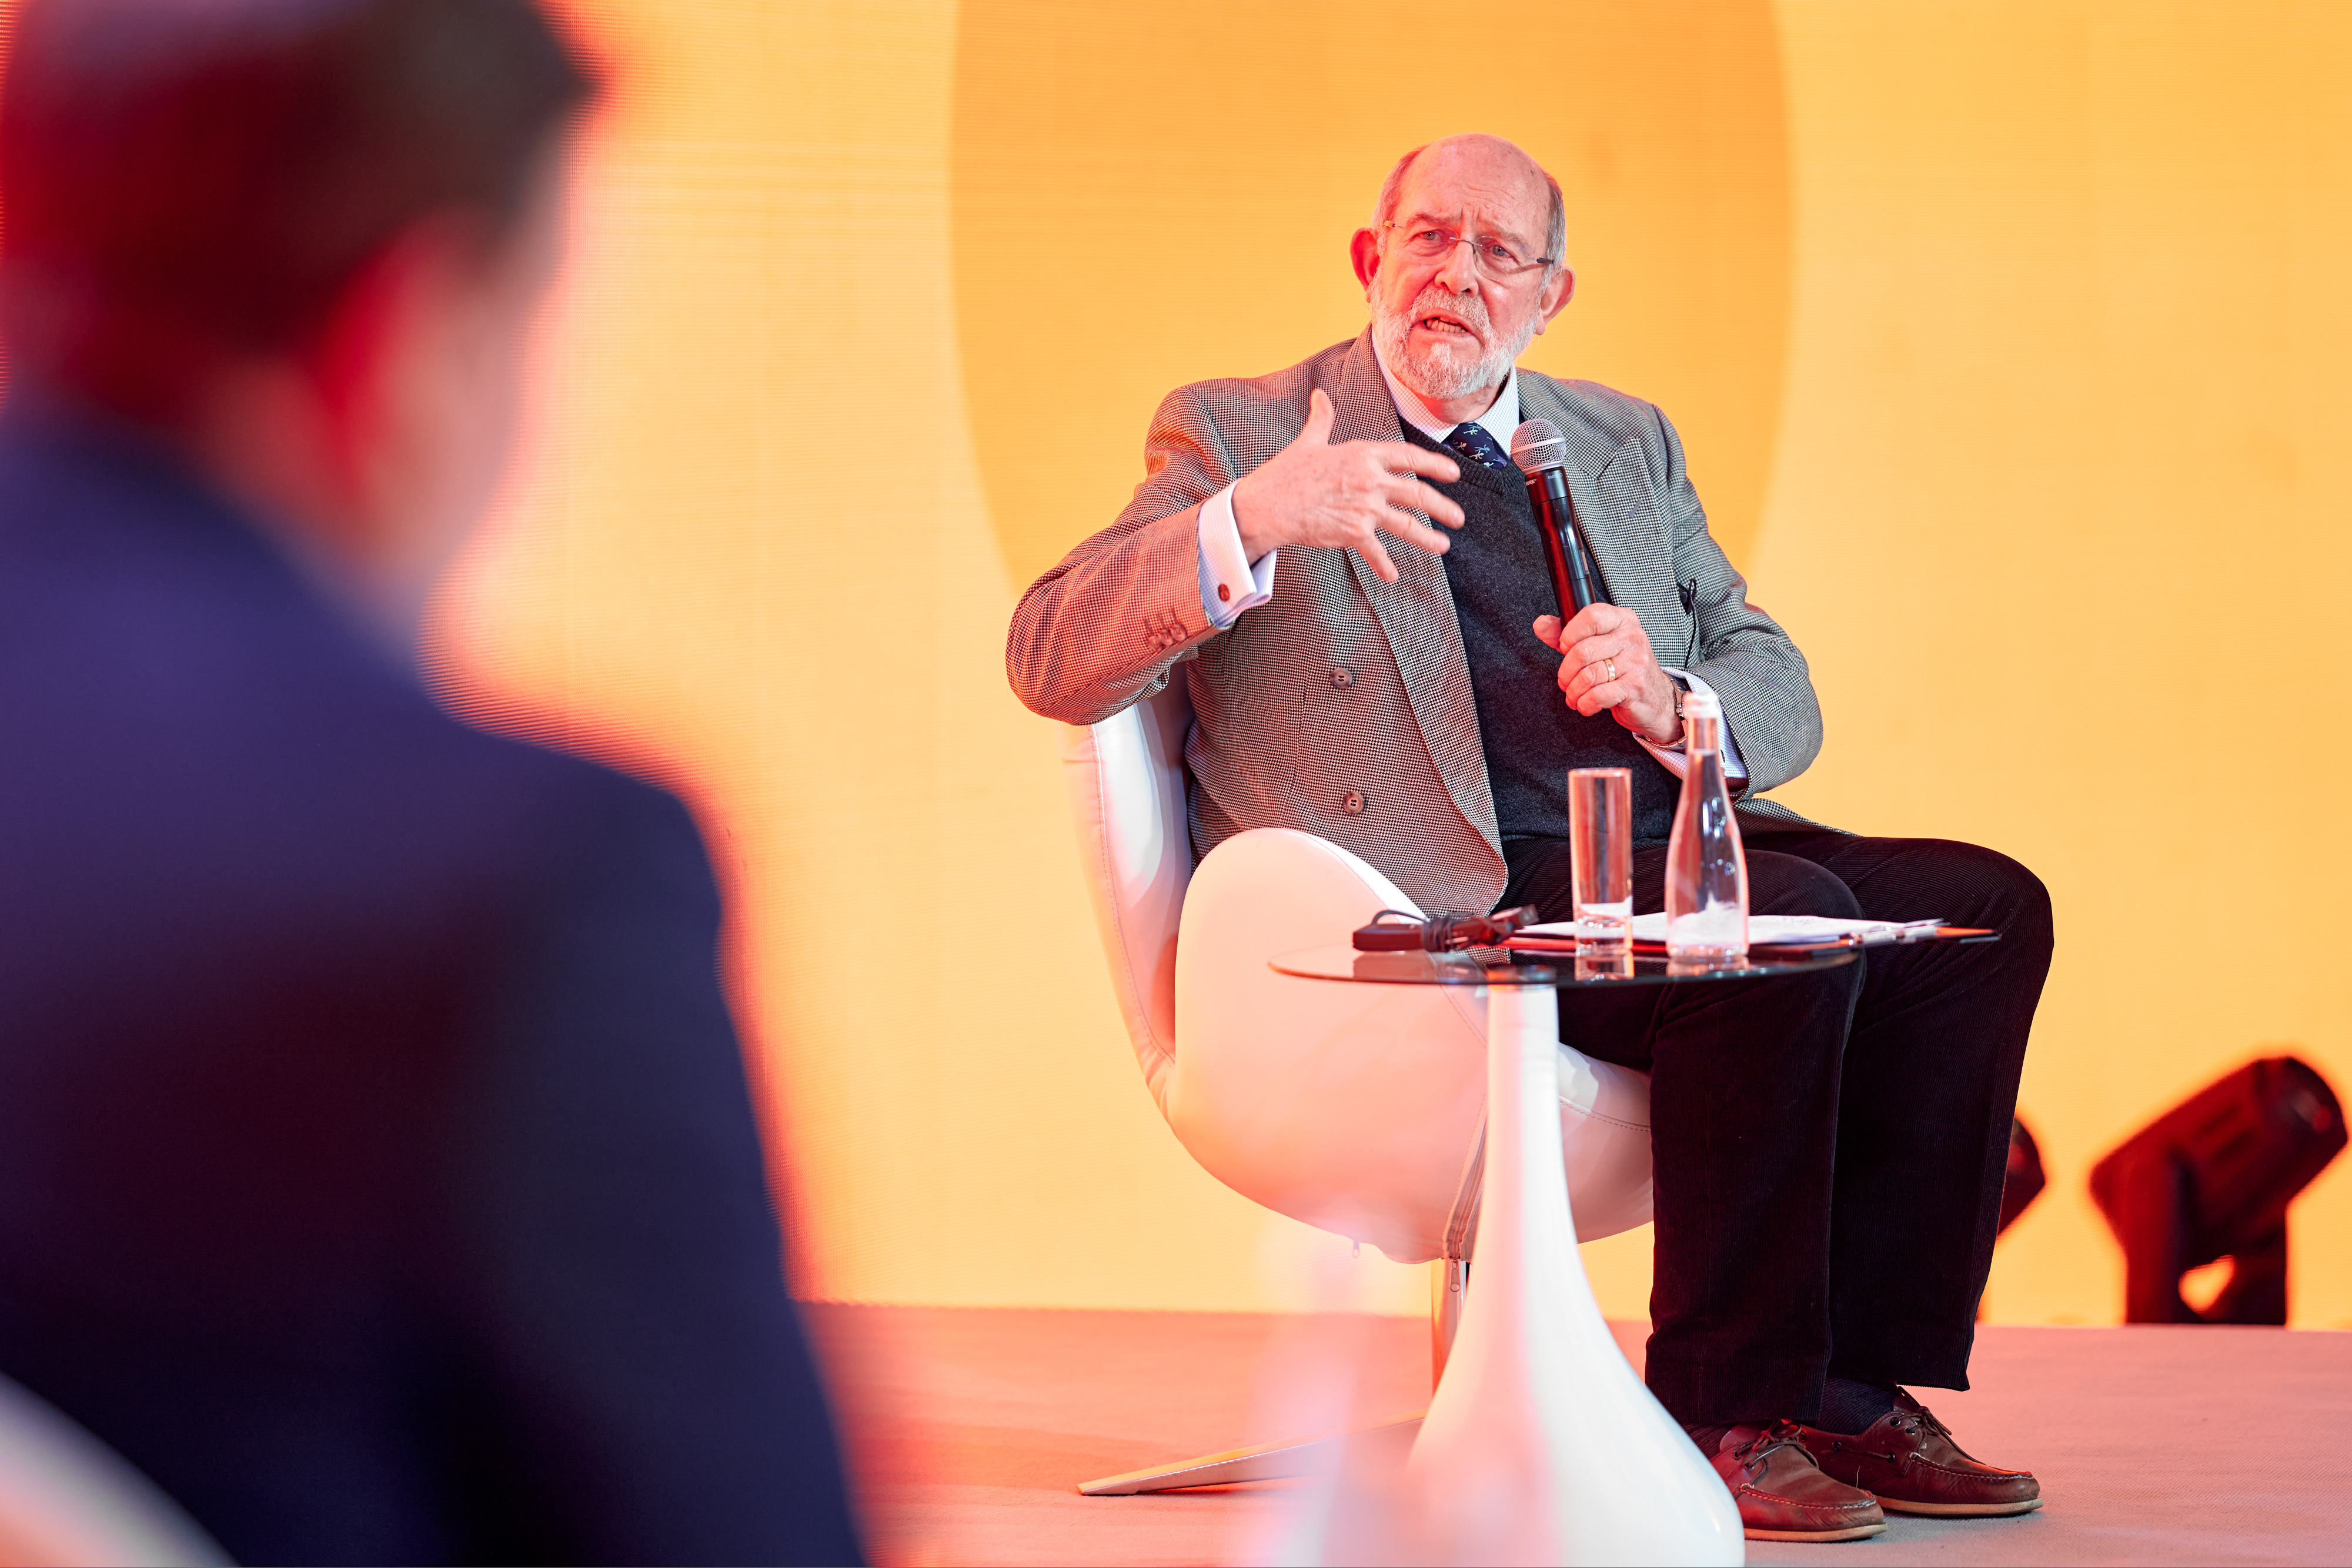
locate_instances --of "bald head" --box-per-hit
[1371,134,1565,277]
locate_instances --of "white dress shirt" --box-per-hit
[1193,347,1748,783]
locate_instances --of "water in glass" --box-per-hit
[1568,767,1633,951]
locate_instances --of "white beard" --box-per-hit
[1374,288,1539,402]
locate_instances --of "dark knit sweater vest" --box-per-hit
[1403,423,1678,845]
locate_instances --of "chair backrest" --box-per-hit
[1058,679,1195,1115]
[0,1372,226,1566]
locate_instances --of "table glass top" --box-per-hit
[1268,944,1860,988]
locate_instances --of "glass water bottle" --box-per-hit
[1664,688,1749,960]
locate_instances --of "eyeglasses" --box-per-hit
[1381,221,1556,279]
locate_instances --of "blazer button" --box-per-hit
[1330,667,1354,689]
[1343,790,1365,816]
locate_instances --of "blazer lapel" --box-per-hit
[1517,376,1682,657]
[1328,332,1505,867]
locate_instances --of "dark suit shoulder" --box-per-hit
[0,414,680,924]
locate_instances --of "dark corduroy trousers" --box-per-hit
[1500,828,2054,1429]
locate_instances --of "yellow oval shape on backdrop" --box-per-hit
[951,0,1792,589]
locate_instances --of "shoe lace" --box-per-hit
[1889,1396,1952,1443]
[1889,1395,1983,1464]
[1732,1419,1815,1476]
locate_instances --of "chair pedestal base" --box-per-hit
[1075,1411,1424,1496]
[1076,1249,1461,1497]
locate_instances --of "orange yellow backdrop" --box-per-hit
[429,1,2352,1328]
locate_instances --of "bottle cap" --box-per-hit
[1682,688,1721,720]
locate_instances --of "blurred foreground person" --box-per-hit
[0,2,861,1562]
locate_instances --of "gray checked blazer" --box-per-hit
[1007,329,1824,915]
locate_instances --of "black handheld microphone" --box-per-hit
[1509,419,1607,615]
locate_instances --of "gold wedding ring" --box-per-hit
[1602,658,1618,684]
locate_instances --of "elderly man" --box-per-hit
[1008,133,2053,1542]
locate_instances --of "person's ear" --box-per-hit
[1532,265,1576,334]
[1350,227,1382,297]
[302,226,445,467]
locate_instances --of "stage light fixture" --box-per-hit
[2090,1055,2344,1325]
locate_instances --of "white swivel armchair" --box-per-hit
[1061,678,1657,1495]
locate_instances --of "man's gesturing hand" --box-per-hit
[1231,388,1466,583]
[1534,603,1683,745]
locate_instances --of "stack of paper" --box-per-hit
[1519,915,1948,946]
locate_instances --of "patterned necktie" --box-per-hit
[1445,422,1515,474]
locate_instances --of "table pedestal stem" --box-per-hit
[1405,982,1744,1566]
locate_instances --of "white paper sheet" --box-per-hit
[1520,914,1947,945]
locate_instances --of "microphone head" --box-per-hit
[1510,418,1568,474]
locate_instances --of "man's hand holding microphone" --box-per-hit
[1535,605,1683,747]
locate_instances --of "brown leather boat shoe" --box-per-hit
[1800,1389,2043,1517]
[1702,1420,1887,1542]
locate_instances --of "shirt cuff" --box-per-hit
[1637,668,1752,783]
[1197,483,1277,630]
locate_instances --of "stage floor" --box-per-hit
[808,1303,2352,1567]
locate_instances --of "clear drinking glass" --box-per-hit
[1568,767,1633,951]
